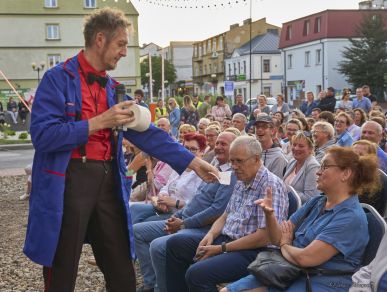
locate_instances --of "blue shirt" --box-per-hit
[223,166,288,240]
[377,147,387,173]
[290,195,369,271]
[353,97,371,113]
[232,104,249,117]
[336,130,353,147]
[300,100,318,117]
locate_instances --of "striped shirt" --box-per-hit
[222,166,288,240]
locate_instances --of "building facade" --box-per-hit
[0,0,140,105]
[224,32,282,101]
[192,18,280,97]
[279,9,387,107]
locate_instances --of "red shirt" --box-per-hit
[71,50,112,161]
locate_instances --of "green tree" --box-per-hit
[337,13,387,100]
[140,56,177,97]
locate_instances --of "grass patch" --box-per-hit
[0,139,32,145]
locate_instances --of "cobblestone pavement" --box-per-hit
[0,175,143,291]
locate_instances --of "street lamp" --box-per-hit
[31,61,45,84]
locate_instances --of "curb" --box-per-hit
[0,144,34,150]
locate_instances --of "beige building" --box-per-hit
[192,18,280,97]
[0,0,140,105]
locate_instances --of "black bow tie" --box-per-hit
[87,73,108,88]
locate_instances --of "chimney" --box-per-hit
[243,18,252,25]
[230,23,239,30]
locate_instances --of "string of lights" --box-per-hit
[102,0,251,9]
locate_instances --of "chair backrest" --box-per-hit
[287,185,302,219]
[361,203,387,266]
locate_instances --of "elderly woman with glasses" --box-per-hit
[283,131,320,203]
[223,147,378,292]
[335,112,354,147]
[130,133,206,224]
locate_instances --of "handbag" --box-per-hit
[247,198,321,290]
[247,249,302,290]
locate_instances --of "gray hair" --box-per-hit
[362,121,383,135]
[157,117,170,126]
[230,136,262,158]
[313,121,335,139]
[232,113,247,123]
[198,118,210,126]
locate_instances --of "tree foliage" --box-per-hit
[337,14,387,100]
[140,56,177,96]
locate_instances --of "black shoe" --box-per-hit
[136,286,154,292]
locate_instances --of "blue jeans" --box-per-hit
[130,202,171,224]
[133,220,208,292]
[165,233,260,292]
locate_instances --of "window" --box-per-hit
[214,63,217,73]
[316,49,321,65]
[84,0,96,8]
[213,38,217,51]
[287,54,293,69]
[286,25,292,40]
[315,17,321,33]
[200,44,203,56]
[45,0,57,8]
[199,65,202,75]
[243,60,246,75]
[204,65,207,75]
[263,86,271,97]
[219,37,223,50]
[48,54,60,68]
[207,40,211,53]
[233,63,236,75]
[238,62,240,75]
[305,51,310,67]
[203,43,206,55]
[228,64,232,76]
[46,24,60,40]
[209,64,212,73]
[263,59,270,73]
[303,20,310,36]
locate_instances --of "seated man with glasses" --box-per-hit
[165,136,289,292]
[134,132,238,292]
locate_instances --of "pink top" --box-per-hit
[211,105,232,122]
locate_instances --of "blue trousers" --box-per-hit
[129,202,171,224]
[166,233,260,292]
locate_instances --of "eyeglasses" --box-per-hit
[185,146,200,153]
[310,130,324,135]
[334,120,346,125]
[230,155,256,166]
[319,163,341,172]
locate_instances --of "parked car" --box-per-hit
[246,97,277,114]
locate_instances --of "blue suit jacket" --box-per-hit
[24,54,194,266]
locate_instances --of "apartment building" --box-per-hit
[192,18,280,97]
[0,0,140,104]
[279,9,387,106]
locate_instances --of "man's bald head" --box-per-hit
[361,121,383,144]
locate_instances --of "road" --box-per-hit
[0,147,34,169]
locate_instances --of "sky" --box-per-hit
[129,0,361,47]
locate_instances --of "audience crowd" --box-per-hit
[107,86,387,291]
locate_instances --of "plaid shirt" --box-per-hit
[222,166,288,240]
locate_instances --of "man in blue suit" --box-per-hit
[24,7,216,292]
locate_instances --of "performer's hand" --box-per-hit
[88,101,135,135]
[188,157,219,183]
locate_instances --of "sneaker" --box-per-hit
[19,193,30,200]
[136,286,154,292]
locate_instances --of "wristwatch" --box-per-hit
[221,241,227,254]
